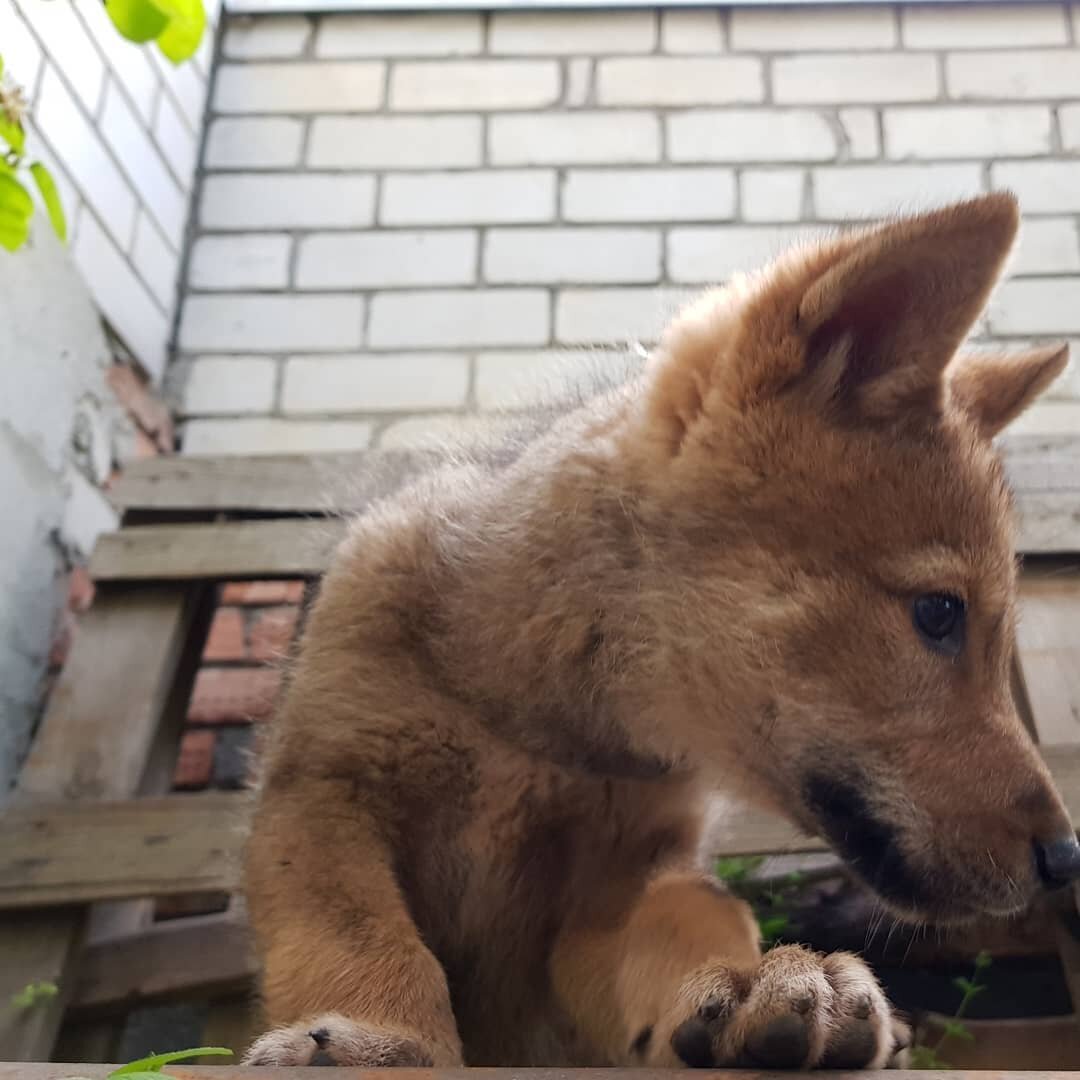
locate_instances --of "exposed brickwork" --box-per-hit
[177,3,1080,454]
[173,582,305,793]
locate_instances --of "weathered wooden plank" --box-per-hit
[0,586,210,1061]
[88,500,1079,586]
[110,449,435,516]
[0,793,244,908]
[8,744,1080,910]
[105,433,1080,515]
[1016,562,1080,746]
[89,519,347,582]
[1,1068,1079,1080]
[70,909,254,1014]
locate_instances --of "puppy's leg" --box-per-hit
[553,871,906,1069]
[243,792,463,1067]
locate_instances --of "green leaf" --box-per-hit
[952,976,975,994]
[0,116,24,157]
[715,855,764,886]
[109,1047,232,1074]
[974,949,992,970]
[0,170,32,214]
[908,1044,949,1070]
[149,0,206,63]
[0,54,5,79]
[105,0,169,42]
[29,161,66,242]
[758,914,789,942]
[940,1019,974,1043]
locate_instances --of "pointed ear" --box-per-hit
[948,344,1069,438]
[790,192,1020,421]
[645,194,1021,454]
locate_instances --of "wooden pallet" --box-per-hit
[1,435,1079,1064]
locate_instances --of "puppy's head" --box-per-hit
[636,193,1074,923]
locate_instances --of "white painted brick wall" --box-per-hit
[368,290,550,349]
[315,12,483,57]
[488,11,656,54]
[668,110,837,163]
[282,354,470,413]
[201,174,377,229]
[947,50,1080,99]
[595,58,764,106]
[308,116,482,168]
[562,168,736,223]
[380,171,556,225]
[884,106,1052,160]
[180,294,365,352]
[177,3,1080,456]
[183,356,279,415]
[296,231,478,288]
[390,61,560,111]
[489,112,661,166]
[731,6,897,50]
[215,62,385,113]
[774,54,940,103]
[189,234,292,290]
[659,10,724,54]
[483,228,660,285]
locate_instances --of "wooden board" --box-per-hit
[110,449,434,516]
[1016,562,1080,747]
[0,793,244,908]
[0,586,210,1062]
[70,909,254,1014]
[89,519,347,583]
[107,433,1080,515]
[7,745,1080,910]
[88,506,1078,586]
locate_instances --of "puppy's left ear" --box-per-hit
[948,344,1068,438]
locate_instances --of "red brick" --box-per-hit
[249,606,299,661]
[68,566,95,613]
[203,607,247,662]
[48,609,75,669]
[173,729,217,789]
[221,580,305,605]
[187,666,281,724]
[133,427,161,460]
[106,363,175,450]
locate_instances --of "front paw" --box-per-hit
[652,946,908,1069]
[243,1013,435,1066]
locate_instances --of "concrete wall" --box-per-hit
[0,0,213,792]
[176,2,1080,454]
[0,228,120,796]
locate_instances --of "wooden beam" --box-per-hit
[0,586,210,1061]
[0,793,243,908]
[70,910,254,1014]
[88,501,1079,586]
[110,449,434,516]
[106,433,1080,516]
[89,519,347,582]
[7,745,1080,910]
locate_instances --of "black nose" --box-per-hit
[1034,835,1080,889]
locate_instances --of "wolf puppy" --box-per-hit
[244,193,1079,1069]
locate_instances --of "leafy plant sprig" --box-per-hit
[9,979,59,1010]
[105,0,207,66]
[908,950,992,1069]
[62,1046,232,1080]
[0,56,65,252]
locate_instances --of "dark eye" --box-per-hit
[913,593,965,655]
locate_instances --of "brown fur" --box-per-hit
[243,194,1072,1069]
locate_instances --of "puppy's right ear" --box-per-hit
[644,193,1020,456]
